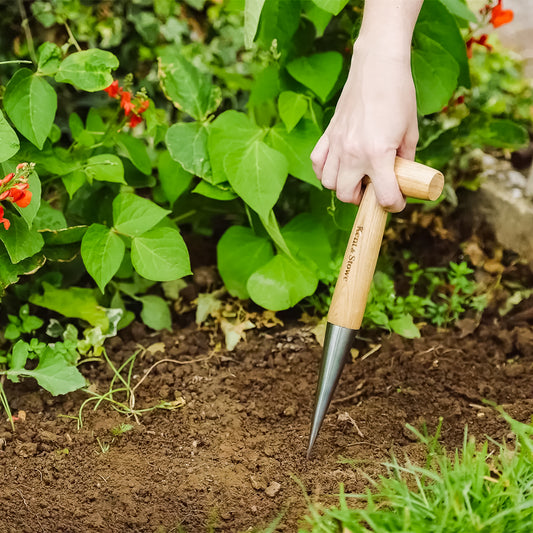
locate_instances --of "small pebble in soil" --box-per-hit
[265,481,281,497]
[503,363,526,378]
[283,403,298,417]
[250,475,267,490]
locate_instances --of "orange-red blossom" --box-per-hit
[490,0,513,27]
[104,80,150,128]
[0,163,35,230]
[465,2,512,62]
[466,34,493,59]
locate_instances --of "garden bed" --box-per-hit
[1,299,533,532]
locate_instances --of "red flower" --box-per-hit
[0,173,14,186]
[13,189,32,208]
[104,80,120,98]
[137,99,150,115]
[0,205,10,230]
[466,34,493,58]
[128,114,143,128]
[490,0,513,27]
[105,81,148,127]
[120,91,135,116]
[8,186,32,208]
[0,163,34,230]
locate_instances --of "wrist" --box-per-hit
[352,37,412,63]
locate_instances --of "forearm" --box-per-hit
[356,0,423,56]
[311,0,422,211]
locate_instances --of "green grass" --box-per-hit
[301,410,533,532]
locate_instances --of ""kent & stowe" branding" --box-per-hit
[343,225,363,281]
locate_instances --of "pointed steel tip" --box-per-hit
[306,426,319,459]
[307,323,358,458]
[306,429,320,459]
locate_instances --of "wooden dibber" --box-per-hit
[307,157,444,457]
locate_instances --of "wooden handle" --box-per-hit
[328,183,387,329]
[360,157,444,201]
[393,157,443,201]
[327,157,443,330]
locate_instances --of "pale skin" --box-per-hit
[310,0,424,213]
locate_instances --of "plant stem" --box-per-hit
[17,0,37,64]
[0,375,14,432]
[171,210,197,224]
[259,210,294,258]
[0,60,33,65]
[64,21,82,52]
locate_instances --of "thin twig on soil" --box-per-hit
[338,412,365,437]
[332,381,366,405]
[344,441,388,451]
[16,489,45,532]
[16,489,28,507]
[129,352,215,410]
[332,391,363,405]
[361,343,382,360]
[414,345,440,357]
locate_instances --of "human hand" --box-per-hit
[310,41,419,213]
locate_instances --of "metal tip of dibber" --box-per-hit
[307,322,358,459]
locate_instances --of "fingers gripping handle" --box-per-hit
[327,157,443,331]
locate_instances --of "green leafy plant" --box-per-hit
[1,339,85,395]
[2,0,527,314]
[307,260,487,338]
[423,261,488,326]
[95,422,134,454]
[203,0,528,312]
[3,303,43,341]
[0,0,529,405]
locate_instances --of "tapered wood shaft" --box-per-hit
[328,157,443,330]
[327,183,387,329]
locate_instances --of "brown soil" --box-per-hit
[1,303,533,533]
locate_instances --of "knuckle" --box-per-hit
[343,140,393,163]
[377,192,398,210]
[342,140,363,159]
[336,189,353,202]
[367,144,393,161]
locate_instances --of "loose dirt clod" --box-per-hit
[265,481,281,497]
